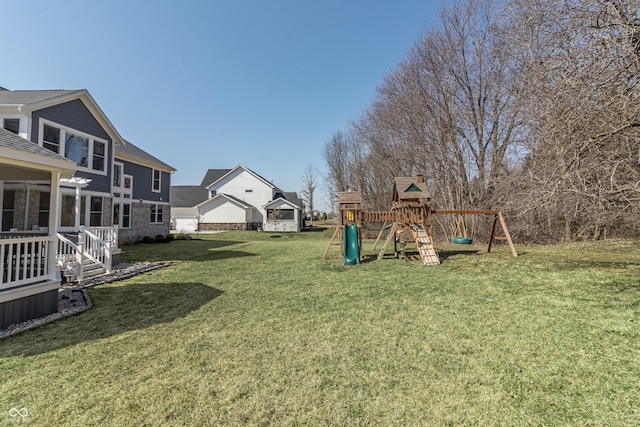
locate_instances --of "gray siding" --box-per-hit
[120,159,171,202]
[31,99,113,194]
[73,169,111,193]
[0,289,58,329]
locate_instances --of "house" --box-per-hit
[0,87,175,328]
[170,165,303,233]
[114,140,175,243]
[0,127,77,328]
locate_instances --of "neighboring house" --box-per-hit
[170,165,303,232]
[0,87,175,328]
[114,140,175,243]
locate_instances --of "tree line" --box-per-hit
[323,0,640,243]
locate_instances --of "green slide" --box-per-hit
[343,224,360,265]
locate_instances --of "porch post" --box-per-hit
[74,185,81,230]
[24,183,30,231]
[49,171,62,279]
[0,181,3,231]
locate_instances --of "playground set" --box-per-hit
[321,174,517,265]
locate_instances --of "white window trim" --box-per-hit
[58,189,111,232]
[38,118,109,176]
[1,114,28,138]
[112,200,132,229]
[150,203,164,224]
[152,168,161,193]
[112,161,124,190]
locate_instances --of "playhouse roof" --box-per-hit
[393,175,431,203]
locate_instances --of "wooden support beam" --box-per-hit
[433,209,501,215]
[487,213,518,257]
[321,226,340,261]
[487,216,498,254]
[377,223,398,261]
[372,221,387,250]
[498,211,518,257]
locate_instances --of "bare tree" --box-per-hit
[322,131,352,192]
[506,0,640,241]
[301,164,318,225]
[321,0,640,242]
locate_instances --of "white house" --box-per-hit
[170,165,303,232]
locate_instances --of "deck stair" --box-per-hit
[410,224,440,265]
[61,258,106,283]
[56,227,115,283]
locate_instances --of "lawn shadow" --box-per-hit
[206,250,257,260]
[0,282,223,357]
[122,240,256,262]
[301,226,328,232]
[360,254,379,263]
[437,248,483,262]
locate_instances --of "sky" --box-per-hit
[1,0,450,211]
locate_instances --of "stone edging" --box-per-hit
[0,262,174,340]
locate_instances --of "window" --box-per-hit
[90,196,103,226]
[113,163,123,188]
[3,118,19,134]
[60,194,75,227]
[38,191,50,227]
[80,196,86,226]
[43,124,61,153]
[2,189,15,231]
[152,169,161,192]
[122,203,131,228]
[113,202,131,228]
[267,208,295,221]
[113,203,119,226]
[210,189,216,197]
[93,140,105,172]
[65,132,89,167]
[150,204,163,223]
[113,166,132,230]
[39,121,108,173]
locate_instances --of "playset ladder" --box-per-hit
[410,224,440,265]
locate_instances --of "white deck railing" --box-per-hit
[1,236,55,290]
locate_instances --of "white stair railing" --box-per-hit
[80,228,112,274]
[55,226,118,282]
[84,226,119,252]
[57,233,84,282]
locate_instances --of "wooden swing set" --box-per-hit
[322,174,518,265]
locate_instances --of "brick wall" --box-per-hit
[27,190,40,229]
[12,190,26,230]
[118,202,171,243]
[103,197,112,227]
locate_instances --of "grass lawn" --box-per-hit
[1,230,639,426]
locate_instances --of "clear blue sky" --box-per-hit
[1,0,449,210]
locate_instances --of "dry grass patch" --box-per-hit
[1,232,639,425]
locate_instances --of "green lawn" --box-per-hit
[1,230,639,426]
